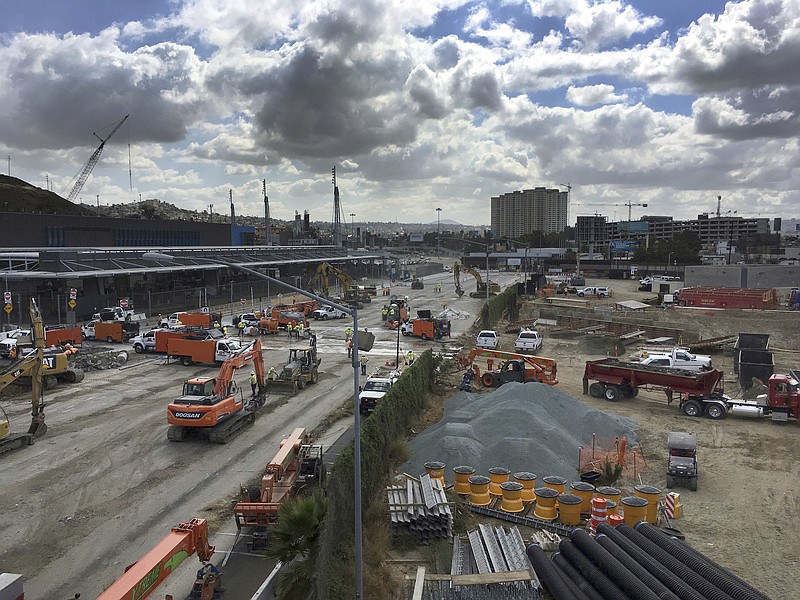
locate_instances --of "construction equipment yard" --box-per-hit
[1,270,799,599]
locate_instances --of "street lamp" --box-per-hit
[349,213,356,245]
[667,252,674,275]
[142,252,368,599]
[436,208,442,257]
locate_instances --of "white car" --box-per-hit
[476,330,498,349]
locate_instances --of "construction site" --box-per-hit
[0,266,799,599]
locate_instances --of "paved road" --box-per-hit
[0,267,520,599]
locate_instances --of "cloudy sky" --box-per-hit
[1,0,797,226]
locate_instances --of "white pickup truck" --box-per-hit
[577,286,611,298]
[514,329,543,353]
[311,305,348,320]
[632,348,712,371]
[130,329,160,353]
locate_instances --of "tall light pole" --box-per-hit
[668,252,674,275]
[142,252,368,599]
[436,207,442,257]
[350,213,356,245]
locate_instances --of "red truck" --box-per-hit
[675,287,779,309]
[584,359,800,422]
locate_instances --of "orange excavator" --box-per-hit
[167,339,265,444]
[96,518,219,600]
[234,427,324,529]
[459,348,558,388]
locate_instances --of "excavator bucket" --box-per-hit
[28,412,47,438]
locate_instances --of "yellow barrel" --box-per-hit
[424,461,446,489]
[513,472,537,503]
[595,485,622,506]
[453,466,475,495]
[543,475,567,494]
[605,499,618,515]
[557,493,583,526]
[570,481,595,514]
[635,484,661,524]
[533,487,559,521]
[468,475,491,506]
[621,496,649,526]
[488,467,511,496]
[500,481,524,513]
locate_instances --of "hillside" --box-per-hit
[0,175,94,216]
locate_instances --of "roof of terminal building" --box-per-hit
[0,245,380,280]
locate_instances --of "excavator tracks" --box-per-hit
[208,409,256,444]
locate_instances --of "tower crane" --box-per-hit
[64,114,129,203]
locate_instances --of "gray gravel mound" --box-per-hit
[404,382,638,482]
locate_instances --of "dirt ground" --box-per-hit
[433,276,800,600]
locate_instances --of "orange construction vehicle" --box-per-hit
[257,314,280,334]
[94,320,140,343]
[44,325,83,346]
[234,427,324,529]
[96,518,219,600]
[460,348,558,388]
[178,311,223,328]
[167,339,265,443]
[166,336,248,366]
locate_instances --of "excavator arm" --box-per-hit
[212,339,265,397]
[311,262,353,297]
[96,518,216,600]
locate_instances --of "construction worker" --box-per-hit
[406,349,415,365]
[287,322,293,338]
[237,319,245,337]
[213,320,221,329]
[296,321,305,338]
[345,326,352,341]
[267,366,277,380]
[249,371,258,396]
[222,325,228,336]
[381,305,388,321]
[360,354,369,376]
[9,344,17,360]
[346,338,353,358]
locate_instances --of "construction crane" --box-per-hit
[65,114,129,203]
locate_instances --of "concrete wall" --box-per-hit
[685,265,800,289]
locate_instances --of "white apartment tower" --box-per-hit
[491,187,569,238]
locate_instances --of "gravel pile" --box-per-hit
[439,308,471,320]
[404,382,638,482]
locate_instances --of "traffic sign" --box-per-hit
[68,299,77,309]
[69,288,77,299]
[4,304,12,314]
[240,299,247,305]
[119,298,129,308]
[3,291,10,303]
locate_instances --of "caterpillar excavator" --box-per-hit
[0,299,83,455]
[310,262,354,297]
[453,262,501,298]
[167,339,266,444]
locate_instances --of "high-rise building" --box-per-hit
[491,187,568,238]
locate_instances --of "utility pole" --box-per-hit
[436,207,442,257]
[263,179,272,246]
[208,203,213,223]
[332,167,342,246]
[6,155,10,176]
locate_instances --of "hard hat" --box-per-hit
[251,371,255,375]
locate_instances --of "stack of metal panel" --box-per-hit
[386,473,453,544]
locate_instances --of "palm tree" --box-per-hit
[266,490,327,599]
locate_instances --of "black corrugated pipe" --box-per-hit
[615,523,735,600]
[559,539,633,600]
[526,543,581,600]
[595,534,681,600]
[570,528,663,600]
[596,522,708,600]
[552,552,603,600]
[634,522,771,600]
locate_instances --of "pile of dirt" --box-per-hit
[404,382,638,481]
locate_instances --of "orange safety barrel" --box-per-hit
[513,472,537,503]
[533,487,559,521]
[468,475,491,506]
[543,475,567,494]
[424,461,446,489]
[488,467,511,496]
[500,481,524,513]
[557,493,582,526]
[453,466,475,496]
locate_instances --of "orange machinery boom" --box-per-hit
[234,427,311,528]
[460,348,558,385]
[96,518,215,600]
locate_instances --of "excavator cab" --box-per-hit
[183,378,216,398]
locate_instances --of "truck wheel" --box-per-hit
[688,476,697,492]
[107,336,114,343]
[181,356,192,367]
[42,375,58,389]
[311,369,319,383]
[665,474,675,488]
[402,330,410,336]
[682,400,702,417]
[322,314,328,320]
[705,403,727,420]
[604,385,621,402]
[589,382,604,398]
[297,379,306,390]
[481,373,494,387]
[422,333,428,341]
[134,345,143,354]
[578,292,585,297]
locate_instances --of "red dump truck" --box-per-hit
[584,359,800,422]
[674,287,780,309]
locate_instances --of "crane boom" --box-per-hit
[66,114,129,203]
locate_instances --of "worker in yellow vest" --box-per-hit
[287,322,293,338]
[249,371,258,396]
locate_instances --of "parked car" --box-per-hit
[514,330,543,354]
[577,286,611,298]
[476,330,498,349]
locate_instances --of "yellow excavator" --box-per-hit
[453,262,501,298]
[310,262,354,297]
[0,299,82,455]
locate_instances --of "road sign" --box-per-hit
[119,298,129,308]
[68,299,77,309]
[240,299,247,305]
[3,291,10,303]
[4,304,12,314]
[69,288,77,299]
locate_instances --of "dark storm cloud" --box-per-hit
[432,37,461,70]
[693,92,800,140]
[251,46,419,158]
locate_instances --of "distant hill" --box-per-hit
[0,175,95,216]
